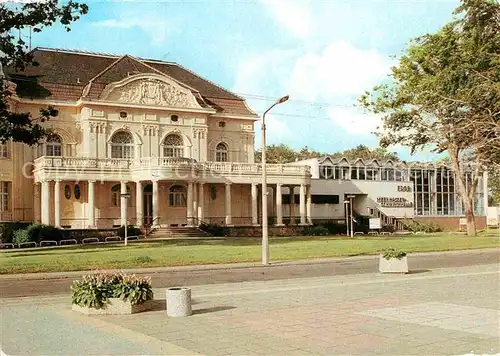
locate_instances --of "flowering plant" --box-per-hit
[381,247,407,260]
[71,271,153,308]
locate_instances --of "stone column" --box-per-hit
[225,183,232,226]
[299,184,306,225]
[198,183,204,222]
[152,180,159,226]
[251,183,258,226]
[120,181,127,226]
[87,180,95,228]
[192,183,198,225]
[275,183,283,226]
[41,180,50,225]
[54,180,61,228]
[136,181,143,227]
[34,183,41,223]
[306,185,312,225]
[289,185,295,225]
[187,181,194,226]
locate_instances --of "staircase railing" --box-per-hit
[372,207,407,231]
[144,217,161,238]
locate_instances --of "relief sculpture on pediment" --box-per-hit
[108,79,194,108]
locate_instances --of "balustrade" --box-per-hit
[33,156,310,176]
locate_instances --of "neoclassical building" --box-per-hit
[1,48,311,229]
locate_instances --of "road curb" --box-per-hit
[1,247,498,281]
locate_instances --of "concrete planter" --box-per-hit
[72,298,154,315]
[379,255,408,274]
[167,287,192,317]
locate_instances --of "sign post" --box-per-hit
[459,218,467,232]
[369,217,381,230]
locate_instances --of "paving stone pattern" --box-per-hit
[1,264,499,355]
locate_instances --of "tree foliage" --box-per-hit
[359,0,499,236]
[0,0,88,144]
[254,144,398,163]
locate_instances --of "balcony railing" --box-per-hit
[33,156,310,176]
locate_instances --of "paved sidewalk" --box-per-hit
[1,264,499,355]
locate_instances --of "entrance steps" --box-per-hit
[147,226,211,239]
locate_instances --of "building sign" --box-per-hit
[397,185,412,192]
[369,218,381,229]
[376,197,413,208]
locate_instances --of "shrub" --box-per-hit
[200,223,228,237]
[0,222,31,243]
[302,225,329,236]
[27,224,64,242]
[381,247,407,260]
[13,229,31,245]
[402,219,442,233]
[71,271,154,308]
[116,225,142,238]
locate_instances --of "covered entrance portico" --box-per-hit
[33,157,312,229]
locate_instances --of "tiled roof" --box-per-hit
[5,48,257,117]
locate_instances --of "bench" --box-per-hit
[40,240,58,247]
[59,239,77,246]
[0,243,15,249]
[354,232,364,236]
[82,237,100,244]
[380,232,392,235]
[18,242,37,248]
[124,235,139,241]
[105,236,121,242]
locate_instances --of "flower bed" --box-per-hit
[71,271,154,315]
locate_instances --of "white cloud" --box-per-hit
[232,49,298,96]
[255,113,297,147]
[259,0,313,39]
[328,107,381,136]
[93,16,170,46]
[286,41,394,100]
[232,41,393,148]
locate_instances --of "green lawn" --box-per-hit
[1,232,499,274]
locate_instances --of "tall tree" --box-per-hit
[488,169,500,206]
[254,144,322,164]
[331,144,399,161]
[0,0,88,144]
[359,0,499,236]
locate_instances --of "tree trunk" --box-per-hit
[448,146,477,236]
[463,199,477,236]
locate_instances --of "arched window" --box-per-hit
[215,142,228,162]
[110,131,134,158]
[169,185,187,207]
[163,134,183,158]
[46,134,62,156]
[111,184,132,207]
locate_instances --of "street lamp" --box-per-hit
[120,192,131,245]
[344,195,355,238]
[262,94,289,265]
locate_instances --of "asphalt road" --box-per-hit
[1,249,499,298]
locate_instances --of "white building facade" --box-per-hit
[1,48,312,229]
[289,156,489,230]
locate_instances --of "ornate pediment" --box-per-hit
[100,74,201,109]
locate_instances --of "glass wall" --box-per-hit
[318,162,485,217]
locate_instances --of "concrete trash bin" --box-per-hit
[167,287,192,317]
